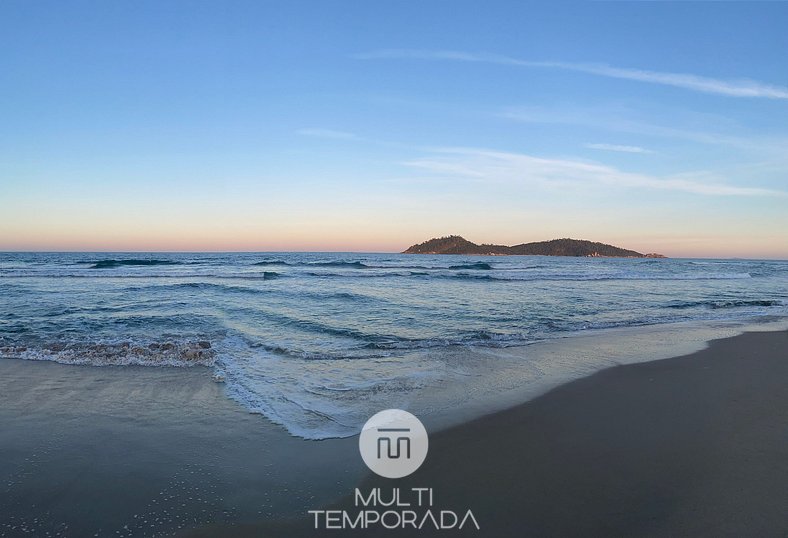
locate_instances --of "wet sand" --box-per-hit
[336,328,788,537]
[0,360,364,537]
[191,329,788,537]
[3,329,788,537]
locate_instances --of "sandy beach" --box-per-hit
[0,360,365,537]
[328,328,788,537]
[1,328,786,537]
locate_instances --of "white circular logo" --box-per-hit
[359,409,429,479]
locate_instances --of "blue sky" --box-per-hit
[1,1,787,256]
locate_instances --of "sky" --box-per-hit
[1,1,787,258]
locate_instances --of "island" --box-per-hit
[403,236,666,258]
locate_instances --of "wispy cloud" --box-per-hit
[584,143,654,154]
[296,128,360,140]
[501,105,788,155]
[404,147,783,197]
[355,49,788,99]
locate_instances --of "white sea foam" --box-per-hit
[0,339,216,367]
[211,317,788,440]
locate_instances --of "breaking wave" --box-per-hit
[253,260,369,268]
[0,339,216,367]
[88,259,182,269]
[253,260,290,266]
[448,262,494,270]
[310,261,368,268]
[667,299,783,310]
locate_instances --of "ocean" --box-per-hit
[1,252,787,439]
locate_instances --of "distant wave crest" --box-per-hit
[253,260,369,269]
[253,260,290,266]
[448,262,494,270]
[441,272,753,282]
[89,259,182,269]
[310,261,368,268]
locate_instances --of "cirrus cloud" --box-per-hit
[404,147,784,197]
[584,143,654,154]
[354,49,788,99]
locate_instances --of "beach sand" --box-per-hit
[0,360,364,537]
[191,328,788,537]
[3,329,788,537]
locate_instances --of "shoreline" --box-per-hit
[349,315,788,440]
[2,323,788,536]
[0,315,788,441]
[356,326,788,536]
[2,315,787,442]
[191,326,788,536]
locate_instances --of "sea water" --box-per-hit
[1,252,787,438]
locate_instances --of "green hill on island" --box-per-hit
[403,236,665,258]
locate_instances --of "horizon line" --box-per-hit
[1,249,786,262]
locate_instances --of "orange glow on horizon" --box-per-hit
[2,231,787,259]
